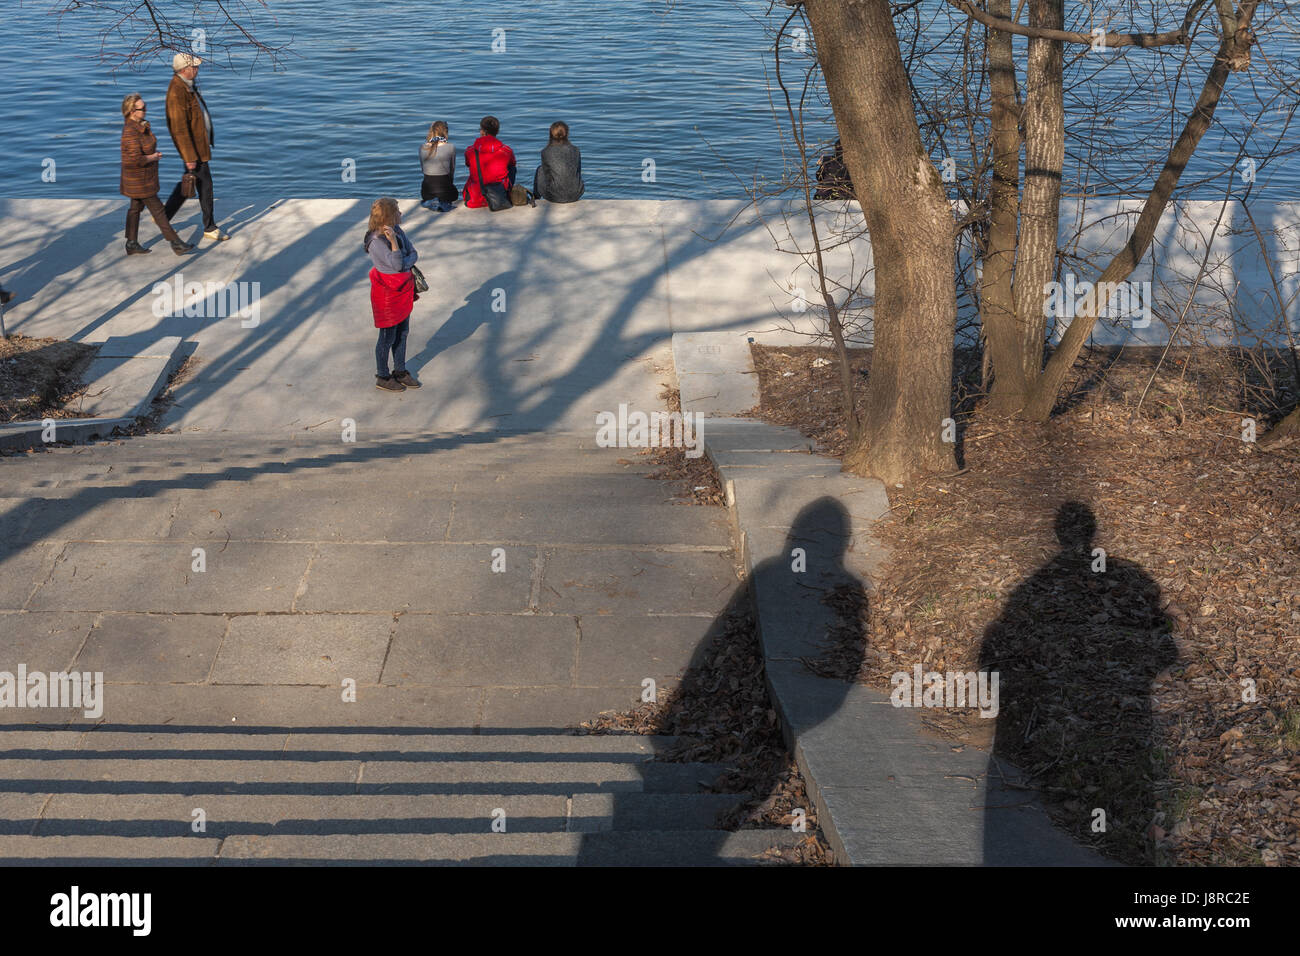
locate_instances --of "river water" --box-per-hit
[0,0,1295,202]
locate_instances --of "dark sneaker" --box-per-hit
[171,239,195,256]
[0,287,13,305]
[393,371,421,388]
[125,240,151,255]
[376,375,405,392]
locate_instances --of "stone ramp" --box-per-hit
[0,431,802,864]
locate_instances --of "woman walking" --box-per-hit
[119,93,193,256]
[363,198,421,392]
[419,121,458,211]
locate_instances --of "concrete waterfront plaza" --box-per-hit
[0,197,863,434]
[0,197,855,864]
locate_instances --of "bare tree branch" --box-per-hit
[944,0,1193,48]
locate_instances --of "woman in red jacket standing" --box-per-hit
[363,198,421,392]
[462,116,517,208]
[119,93,194,256]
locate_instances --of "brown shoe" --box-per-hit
[376,375,405,392]
[393,371,421,388]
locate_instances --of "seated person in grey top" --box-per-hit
[419,120,457,211]
[532,121,585,203]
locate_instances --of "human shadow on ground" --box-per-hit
[576,496,866,866]
[979,500,1177,864]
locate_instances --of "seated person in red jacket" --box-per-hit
[462,115,517,208]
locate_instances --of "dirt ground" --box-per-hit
[0,335,96,423]
[752,342,1300,867]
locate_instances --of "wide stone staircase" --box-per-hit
[0,432,806,865]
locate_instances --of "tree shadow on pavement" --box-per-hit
[979,500,1177,864]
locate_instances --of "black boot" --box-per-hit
[125,239,150,255]
[171,238,195,256]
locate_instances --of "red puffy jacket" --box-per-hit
[369,268,414,328]
[462,135,516,208]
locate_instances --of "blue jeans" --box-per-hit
[376,318,409,377]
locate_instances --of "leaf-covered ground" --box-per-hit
[0,334,95,423]
[753,343,1300,866]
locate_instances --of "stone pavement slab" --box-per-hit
[166,493,454,542]
[537,548,739,615]
[26,541,311,613]
[211,614,393,685]
[447,497,732,546]
[296,543,533,613]
[574,614,715,686]
[0,612,96,671]
[73,613,226,683]
[381,614,576,686]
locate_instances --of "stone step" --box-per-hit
[0,756,734,796]
[0,730,680,756]
[1,790,747,837]
[0,829,802,865]
[567,792,747,832]
[4,435,655,469]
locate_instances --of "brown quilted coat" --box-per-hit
[119,119,162,199]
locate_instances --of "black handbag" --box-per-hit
[471,147,512,212]
[411,264,429,294]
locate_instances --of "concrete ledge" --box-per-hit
[671,332,1108,866]
[0,336,185,452]
[671,333,759,416]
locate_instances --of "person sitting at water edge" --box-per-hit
[362,198,421,392]
[532,121,585,203]
[119,93,194,256]
[462,115,516,208]
[420,121,458,212]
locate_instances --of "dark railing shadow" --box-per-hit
[0,721,676,864]
[978,500,1177,864]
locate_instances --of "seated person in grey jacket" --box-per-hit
[532,121,585,203]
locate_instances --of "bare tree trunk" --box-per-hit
[1005,0,1064,413]
[979,0,1024,413]
[1024,2,1259,420]
[804,0,957,484]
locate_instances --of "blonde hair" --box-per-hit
[121,92,143,119]
[426,120,448,141]
[368,197,400,234]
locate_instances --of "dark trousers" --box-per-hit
[421,174,457,203]
[125,195,180,243]
[375,317,410,378]
[163,160,217,230]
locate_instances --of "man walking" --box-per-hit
[163,52,229,242]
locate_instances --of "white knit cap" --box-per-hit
[172,52,203,71]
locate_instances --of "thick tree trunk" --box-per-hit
[1024,2,1259,420]
[1002,0,1064,414]
[979,0,1024,413]
[804,0,957,484]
